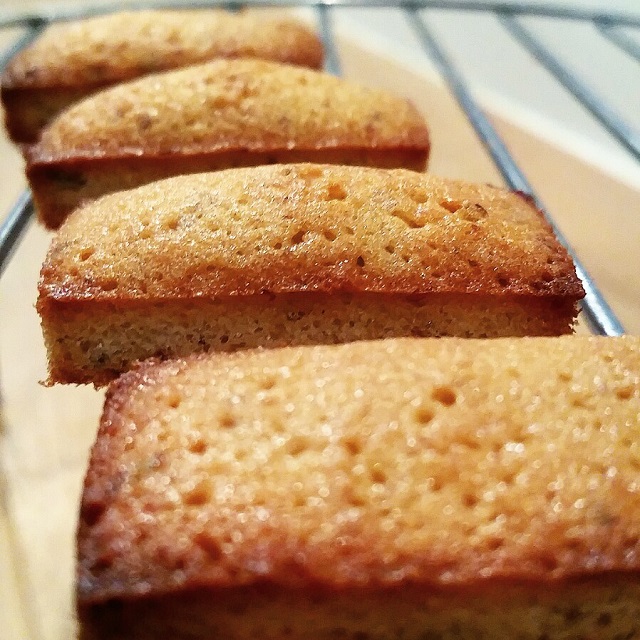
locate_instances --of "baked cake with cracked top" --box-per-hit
[37,164,584,385]
[25,58,429,229]
[1,9,323,142]
[77,336,640,639]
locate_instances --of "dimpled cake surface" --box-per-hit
[77,336,640,639]
[40,164,579,301]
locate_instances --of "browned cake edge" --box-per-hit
[77,581,640,640]
[2,86,92,143]
[38,292,580,385]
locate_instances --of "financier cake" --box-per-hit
[37,164,584,385]
[1,9,324,142]
[25,58,430,229]
[77,336,640,640]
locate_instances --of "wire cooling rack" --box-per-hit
[1,0,639,335]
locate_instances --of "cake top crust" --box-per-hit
[38,164,583,304]
[77,336,640,603]
[26,58,429,162]
[1,9,323,90]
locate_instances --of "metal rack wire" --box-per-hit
[1,0,638,336]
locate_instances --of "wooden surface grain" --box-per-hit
[0,10,639,640]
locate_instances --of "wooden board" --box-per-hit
[0,12,639,640]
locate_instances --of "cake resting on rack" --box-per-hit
[0,4,633,640]
[24,58,430,229]
[37,164,584,386]
[77,336,640,639]
[0,9,324,143]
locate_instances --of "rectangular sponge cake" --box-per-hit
[77,336,640,639]
[1,9,324,143]
[37,164,584,385]
[25,58,429,229]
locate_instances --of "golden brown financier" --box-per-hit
[37,164,584,385]
[77,336,640,639]
[25,58,429,229]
